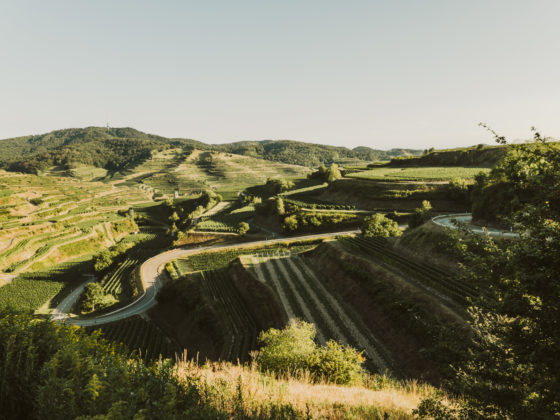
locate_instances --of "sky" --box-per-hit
[1,1,559,150]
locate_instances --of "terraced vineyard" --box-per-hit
[108,149,309,198]
[87,315,177,361]
[195,203,255,233]
[339,236,478,305]
[102,256,140,296]
[0,256,93,310]
[199,270,257,362]
[347,166,490,181]
[282,197,356,211]
[0,170,152,273]
[242,254,392,373]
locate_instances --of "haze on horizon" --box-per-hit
[1,1,559,150]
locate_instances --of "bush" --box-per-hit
[255,320,364,385]
[361,213,401,238]
[237,222,250,236]
[408,200,433,229]
[0,309,210,419]
[265,178,295,194]
[308,164,342,183]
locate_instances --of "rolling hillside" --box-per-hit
[0,126,422,174]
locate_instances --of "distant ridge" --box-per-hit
[0,127,422,174]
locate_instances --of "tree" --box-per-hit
[265,178,295,194]
[408,200,433,229]
[361,213,401,237]
[308,163,342,183]
[282,215,298,232]
[471,126,560,223]
[276,197,285,216]
[81,283,115,312]
[237,222,249,235]
[326,163,342,183]
[169,211,180,223]
[418,133,560,419]
[93,250,113,272]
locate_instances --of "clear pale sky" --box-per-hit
[1,1,559,149]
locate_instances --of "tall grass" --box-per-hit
[175,356,437,419]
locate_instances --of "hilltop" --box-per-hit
[0,126,422,174]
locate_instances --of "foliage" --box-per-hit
[361,213,401,238]
[93,240,135,272]
[308,163,343,183]
[408,200,433,229]
[471,131,560,223]
[282,210,360,234]
[81,282,116,312]
[256,320,365,385]
[237,221,250,236]
[265,178,295,194]
[446,177,470,203]
[417,135,560,419]
[0,309,215,419]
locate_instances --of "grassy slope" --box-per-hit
[176,358,438,419]
[107,148,310,198]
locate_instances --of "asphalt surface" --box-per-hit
[431,213,519,238]
[66,229,359,326]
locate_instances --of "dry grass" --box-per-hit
[175,357,437,419]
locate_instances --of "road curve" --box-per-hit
[68,229,359,326]
[431,213,519,238]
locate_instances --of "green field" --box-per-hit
[347,166,490,181]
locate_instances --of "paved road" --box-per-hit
[431,213,519,238]
[51,276,95,321]
[67,229,359,326]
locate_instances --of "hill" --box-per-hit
[0,127,204,174]
[388,144,508,167]
[0,127,422,174]
[215,140,422,167]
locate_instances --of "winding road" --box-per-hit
[65,229,359,326]
[431,213,519,238]
[61,213,519,326]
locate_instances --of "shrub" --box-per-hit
[361,213,401,238]
[237,222,250,236]
[408,200,433,229]
[265,178,295,194]
[255,320,365,385]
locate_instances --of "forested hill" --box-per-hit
[0,127,204,174]
[0,126,422,174]
[214,140,421,167]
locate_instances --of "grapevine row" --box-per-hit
[340,236,477,304]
